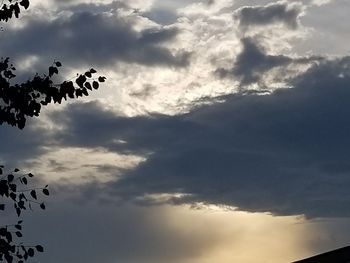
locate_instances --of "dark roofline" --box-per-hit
[293,246,350,263]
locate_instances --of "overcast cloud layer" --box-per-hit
[44,55,350,218]
[1,0,350,262]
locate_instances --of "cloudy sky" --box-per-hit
[1,0,350,262]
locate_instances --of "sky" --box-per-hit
[1,0,350,262]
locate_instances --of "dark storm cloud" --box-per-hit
[217,37,322,85]
[217,37,292,84]
[235,1,303,29]
[50,56,350,218]
[0,5,189,69]
[0,118,51,167]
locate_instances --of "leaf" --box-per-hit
[98,76,106,82]
[81,88,89,96]
[19,0,30,9]
[22,177,27,185]
[49,66,58,77]
[28,248,34,257]
[9,192,16,201]
[28,173,34,177]
[15,224,22,230]
[35,245,44,252]
[0,204,5,210]
[16,207,21,217]
[92,81,99,89]
[13,3,20,18]
[76,74,87,88]
[0,228,7,236]
[18,200,25,209]
[84,82,92,90]
[30,190,37,200]
[84,71,92,78]
[7,173,14,182]
[15,231,22,237]
[55,61,62,67]
[40,203,46,210]
[0,180,8,196]
[42,188,49,196]
[6,232,12,242]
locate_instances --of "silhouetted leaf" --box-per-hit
[76,74,86,88]
[84,82,92,90]
[42,188,49,196]
[21,177,27,185]
[6,232,12,242]
[92,81,99,89]
[13,3,20,18]
[48,66,58,77]
[7,174,14,182]
[16,207,21,217]
[35,245,44,252]
[84,71,92,78]
[98,76,106,82]
[27,248,34,257]
[10,192,16,201]
[19,0,30,9]
[30,190,37,200]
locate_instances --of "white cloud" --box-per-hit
[310,0,333,6]
[24,147,145,185]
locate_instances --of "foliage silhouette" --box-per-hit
[0,0,105,262]
[0,0,106,129]
[0,57,105,129]
[0,166,48,263]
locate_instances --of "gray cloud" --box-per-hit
[0,3,190,70]
[235,1,303,29]
[217,37,322,85]
[49,56,350,218]
[0,118,51,167]
[217,37,292,84]
[129,84,157,99]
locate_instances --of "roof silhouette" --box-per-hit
[293,246,350,263]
